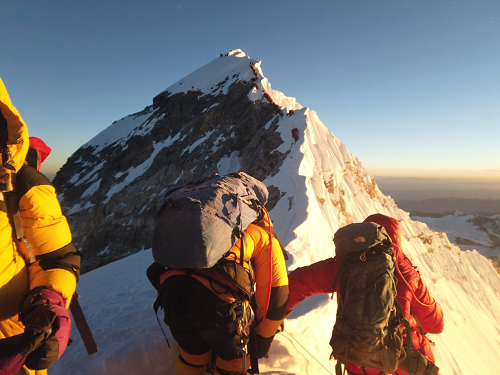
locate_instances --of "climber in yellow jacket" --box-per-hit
[0,78,81,375]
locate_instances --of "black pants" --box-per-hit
[160,275,245,361]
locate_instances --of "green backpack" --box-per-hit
[330,222,407,373]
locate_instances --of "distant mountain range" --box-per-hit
[395,197,500,217]
[382,188,499,200]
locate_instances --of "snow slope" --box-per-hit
[52,50,500,374]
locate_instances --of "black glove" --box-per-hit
[0,288,60,374]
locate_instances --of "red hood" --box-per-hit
[29,137,51,163]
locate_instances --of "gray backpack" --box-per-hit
[152,172,268,269]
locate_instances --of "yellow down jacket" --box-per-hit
[0,78,80,375]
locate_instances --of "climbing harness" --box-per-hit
[229,300,253,374]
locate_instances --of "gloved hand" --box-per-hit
[19,287,71,370]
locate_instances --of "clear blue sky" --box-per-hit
[1,0,499,182]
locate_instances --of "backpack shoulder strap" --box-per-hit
[5,177,35,264]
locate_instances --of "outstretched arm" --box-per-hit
[287,256,341,311]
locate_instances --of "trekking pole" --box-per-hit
[69,292,98,355]
[281,330,334,375]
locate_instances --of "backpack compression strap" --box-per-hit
[410,311,428,337]
[5,189,35,264]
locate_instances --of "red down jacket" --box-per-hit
[287,214,444,375]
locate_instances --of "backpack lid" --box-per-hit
[333,222,392,255]
[152,171,269,269]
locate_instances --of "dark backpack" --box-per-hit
[330,222,406,373]
[149,172,269,374]
[152,171,268,269]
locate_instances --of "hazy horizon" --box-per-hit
[375,175,500,200]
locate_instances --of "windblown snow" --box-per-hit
[52,50,500,375]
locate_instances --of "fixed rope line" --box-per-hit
[281,330,335,375]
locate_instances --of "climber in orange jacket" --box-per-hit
[0,78,81,375]
[287,213,444,375]
[150,216,289,375]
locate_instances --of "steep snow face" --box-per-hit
[52,50,500,374]
[263,106,395,267]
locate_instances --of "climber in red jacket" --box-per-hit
[287,213,444,375]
